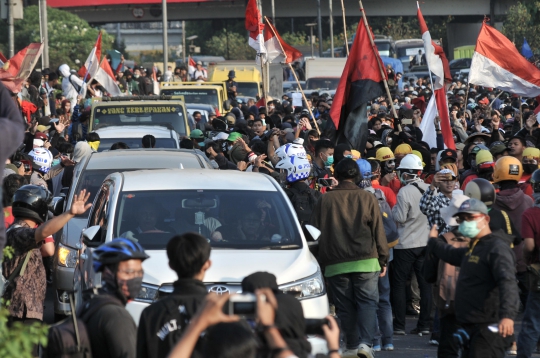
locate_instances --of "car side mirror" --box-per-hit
[303,224,321,242]
[82,225,102,248]
[50,196,65,216]
[223,100,231,111]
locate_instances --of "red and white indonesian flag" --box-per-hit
[188,57,196,76]
[78,31,102,81]
[0,43,44,93]
[245,0,266,61]
[263,19,303,64]
[469,22,540,97]
[93,58,122,97]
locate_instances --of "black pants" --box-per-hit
[438,314,460,358]
[462,324,512,358]
[391,247,432,331]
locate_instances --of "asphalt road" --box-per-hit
[44,285,535,357]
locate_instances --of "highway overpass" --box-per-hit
[48,0,516,23]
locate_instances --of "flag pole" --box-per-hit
[463,82,470,109]
[264,16,321,135]
[341,0,349,56]
[358,1,398,123]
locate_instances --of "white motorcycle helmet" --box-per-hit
[274,143,307,162]
[29,148,54,174]
[396,153,423,184]
[275,156,311,183]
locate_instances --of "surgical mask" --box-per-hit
[523,164,537,174]
[324,155,334,166]
[134,74,140,79]
[52,158,61,167]
[198,141,205,147]
[458,218,484,238]
[345,155,353,159]
[118,276,143,300]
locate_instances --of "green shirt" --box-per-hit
[324,258,381,278]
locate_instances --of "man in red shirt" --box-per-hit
[517,169,540,357]
[369,159,397,208]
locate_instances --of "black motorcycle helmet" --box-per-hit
[531,169,540,194]
[11,185,52,224]
[464,178,496,208]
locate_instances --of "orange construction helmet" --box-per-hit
[493,156,523,183]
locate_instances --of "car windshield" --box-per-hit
[92,105,186,135]
[97,138,177,152]
[161,88,219,108]
[305,78,339,90]
[396,46,424,58]
[114,190,302,250]
[236,82,259,97]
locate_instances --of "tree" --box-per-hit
[0,6,115,70]
[502,1,540,52]
[205,29,253,60]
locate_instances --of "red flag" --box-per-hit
[329,21,385,152]
[263,19,303,64]
[188,56,197,76]
[245,0,266,58]
[78,31,102,79]
[93,58,122,97]
[0,43,44,93]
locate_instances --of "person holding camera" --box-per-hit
[427,198,518,357]
[137,233,211,358]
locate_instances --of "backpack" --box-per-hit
[366,188,399,248]
[286,185,320,225]
[436,232,470,312]
[45,294,123,358]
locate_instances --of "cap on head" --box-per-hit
[190,129,204,139]
[227,132,242,142]
[453,198,489,216]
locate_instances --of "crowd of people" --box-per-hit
[1,49,540,358]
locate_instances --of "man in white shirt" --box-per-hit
[192,61,207,82]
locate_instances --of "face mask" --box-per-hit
[345,155,353,159]
[323,154,334,166]
[198,141,205,147]
[118,276,143,300]
[134,74,140,79]
[88,141,100,151]
[52,158,61,167]
[458,218,484,238]
[523,164,537,174]
[261,119,266,126]
[268,106,275,110]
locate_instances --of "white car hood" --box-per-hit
[142,248,318,287]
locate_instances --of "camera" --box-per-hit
[225,293,264,319]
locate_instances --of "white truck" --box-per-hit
[304,58,347,95]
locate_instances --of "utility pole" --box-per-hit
[40,0,49,68]
[162,0,168,69]
[329,0,334,57]
[306,23,317,58]
[271,0,275,24]
[182,20,186,64]
[317,0,323,57]
[8,0,14,57]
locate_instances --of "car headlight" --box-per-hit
[279,268,326,300]
[57,244,78,268]
[136,283,159,303]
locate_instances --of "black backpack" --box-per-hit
[366,188,399,248]
[44,294,123,358]
[285,185,321,225]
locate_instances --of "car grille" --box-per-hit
[156,282,242,299]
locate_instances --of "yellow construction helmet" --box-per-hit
[376,147,395,162]
[493,156,523,183]
[476,150,494,165]
[523,147,540,160]
[412,150,425,167]
[394,143,413,155]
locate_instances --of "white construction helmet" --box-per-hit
[275,156,311,183]
[397,153,424,170]
[29,148,53,174]
[274,143,307,161]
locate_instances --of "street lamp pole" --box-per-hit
[162,0,168,69]
[306,23,317,58]
[329,0,334,58]
[317,0,323,57]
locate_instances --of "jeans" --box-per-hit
[391,247,432,331]
[327,271,380,349]
[373,270,393,347]
[517,289,540,358]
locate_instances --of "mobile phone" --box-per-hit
[317,178,333,187]
[305,318,330,335]
[225,293,263,319]
[402,118,413,125]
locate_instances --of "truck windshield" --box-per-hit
[161,88,219,109]
[306,78,340,90]
[236,82,259,97]
[114,189,302,250]
[92,105,186,135]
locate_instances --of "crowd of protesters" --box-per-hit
[1,50,540,358]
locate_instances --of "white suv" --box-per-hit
[80,169,329,353]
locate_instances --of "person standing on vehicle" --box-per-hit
[86,238,149,358]
[192,62,207,82]
[137,233,210,358]
[225,70,238,99]
[427,198,518,358]
[310,158,388,358]
[517,169,540,358]
[3,187,91,332]
[391,153,432,336]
